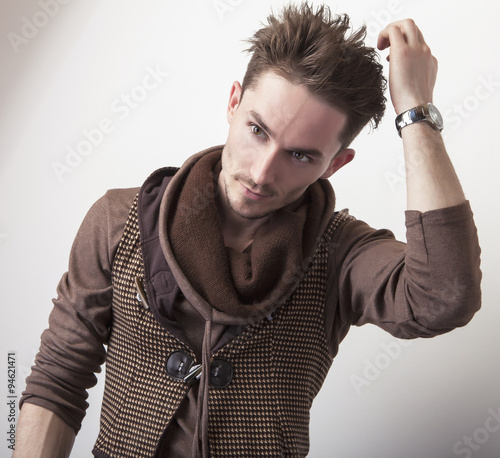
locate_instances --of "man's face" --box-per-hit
[219,72,355,221]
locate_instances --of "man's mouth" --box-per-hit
[239,181,273,201]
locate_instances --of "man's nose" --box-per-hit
[249,147,280,186]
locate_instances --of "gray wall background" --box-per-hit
[1,1,499,456]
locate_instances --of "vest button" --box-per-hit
[209,359,233,388]
[166,351,194,380]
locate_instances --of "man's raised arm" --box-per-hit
[378,19,466,212]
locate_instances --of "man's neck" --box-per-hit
[216,191,271,253]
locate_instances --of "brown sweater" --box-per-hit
[20,163,482,456]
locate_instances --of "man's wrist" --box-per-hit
[395,103,444,137]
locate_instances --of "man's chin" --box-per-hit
[227,199,275,221]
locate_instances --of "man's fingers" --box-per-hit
[377,23,406,50]
[377,22,406,51]
[377,19,425,51]
[377,28,391,51]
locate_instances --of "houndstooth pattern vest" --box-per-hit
[93,192,353,457]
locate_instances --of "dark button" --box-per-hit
[166,351,194,380]
[209,359,233,388]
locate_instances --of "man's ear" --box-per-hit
[227,81,242,124]
[320,148,355,179]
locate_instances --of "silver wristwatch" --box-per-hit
[395,103,444,137]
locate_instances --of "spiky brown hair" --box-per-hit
[242,3,387,149]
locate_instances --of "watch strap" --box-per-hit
[395,103,443,137]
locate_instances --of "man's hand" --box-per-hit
[377,19,438,114]
[377,19,466,212]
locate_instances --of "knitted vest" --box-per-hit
[93,193,353,458]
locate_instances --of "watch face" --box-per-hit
[428,103,444,127]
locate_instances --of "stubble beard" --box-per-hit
[223,176,276,221]
[219,145,305,222]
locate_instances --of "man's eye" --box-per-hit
[251,124,265,137]
[292,151,310,163]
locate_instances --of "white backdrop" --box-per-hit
[1,1,499,457]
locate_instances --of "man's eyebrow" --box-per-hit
[248,110,325,158]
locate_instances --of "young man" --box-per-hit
[15,4,481,457]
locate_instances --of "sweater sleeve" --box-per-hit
[327,201,481,342]
[20,187,138,433]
